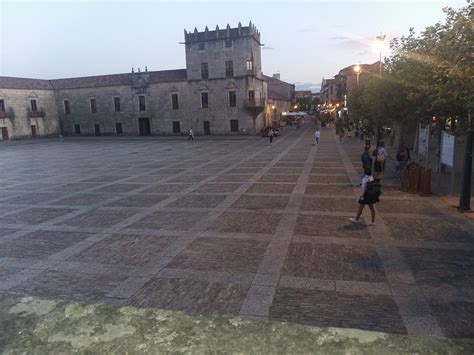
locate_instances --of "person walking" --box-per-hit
[188,127,194,142]
[339,128,345,144]
[350,167,381,226]
[373,141,387,182]
[314,129,320,145]
[395,144,410,179]
[361,145,373,171]
[268,128,274,144]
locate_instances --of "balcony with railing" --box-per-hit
[28,108,46,118]
[0,108,15,119]
[244,98,265,115]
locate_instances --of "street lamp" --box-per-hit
[375,33,386,75]
[354,64,361,84]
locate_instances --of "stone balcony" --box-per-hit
[28,108,46,118]
[0,109,15,119]
[244,98,265,115]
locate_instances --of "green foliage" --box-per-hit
[296,96,319,111]
[348,75,410,127]
[349,3,473,132]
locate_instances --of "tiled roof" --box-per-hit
[51,69,187,89]
[0,69,188,90]
[0,76,54,90]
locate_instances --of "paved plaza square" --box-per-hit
[1,125,473,340]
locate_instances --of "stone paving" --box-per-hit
[0,125,473,340]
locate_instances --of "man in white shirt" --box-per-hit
[314,129,320,145]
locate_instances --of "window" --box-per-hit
[201,63,209,80]
[115,122,123,134]
[201,92,208,108]
[31,99,38,112]
[114,97,121,112]
[230,120,239,132]
[246,60,254,72]
[0,99,5,112]
[225,39,232,48]
[63,100,70,115]
[198,43,205,50]
[225,60,234,78]
[248,90,255,103]
[229,91,236,107]
[90,98,97,113]
[172,121,181,133]
[171,93,179,110]
[330,86,333,95]
[139,95,146,111]
[74,124,81,134]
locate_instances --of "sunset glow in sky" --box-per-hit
[0,1,464,92]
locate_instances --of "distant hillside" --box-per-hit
[295,82,320,93]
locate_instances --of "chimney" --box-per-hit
[131,67,134,73]
[272,73,280,80]
[138,68,141,73]
[145,66,148,72]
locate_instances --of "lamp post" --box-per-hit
[354,64,361,84]
[271,105,276,126]
[375,33,386,75]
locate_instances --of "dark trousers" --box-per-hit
[269,136,273,144]
[188,135,193,141]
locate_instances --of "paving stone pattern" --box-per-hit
[0,125,473,338]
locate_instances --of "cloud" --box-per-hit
[329,36,350,41]
[297,27,317,34]
[262,46,275,50]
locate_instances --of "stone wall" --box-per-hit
[0,88,59,140]
[55,78,262,136]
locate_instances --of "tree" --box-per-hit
[295,96,313,111]
[348,2,473,144]
[386,4,473,131]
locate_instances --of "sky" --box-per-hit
[0,0,465,92]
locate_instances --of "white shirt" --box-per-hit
[360,174,374,196]
[315,131,320,138]
[377,147,386,160]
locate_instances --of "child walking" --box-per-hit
[314,129,320,145]
[268,128,274,144]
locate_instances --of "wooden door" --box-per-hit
[203,121,210,135]
[94,124,101,136]
[1,127,8,140]
[138,118,151,136]
[31,125,37,138]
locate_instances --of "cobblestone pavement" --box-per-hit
[0,124,473,340]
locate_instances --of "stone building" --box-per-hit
[0,22,290,140]
[0,78,59,140]
[320,61,381,107]
[264,74,295,126]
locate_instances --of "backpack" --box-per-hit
[365,180,381,197]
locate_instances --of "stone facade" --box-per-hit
[0,79,59,140]
[263,74,295,126]
[0,22,289,139]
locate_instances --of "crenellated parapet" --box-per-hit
[184,21,261,44]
